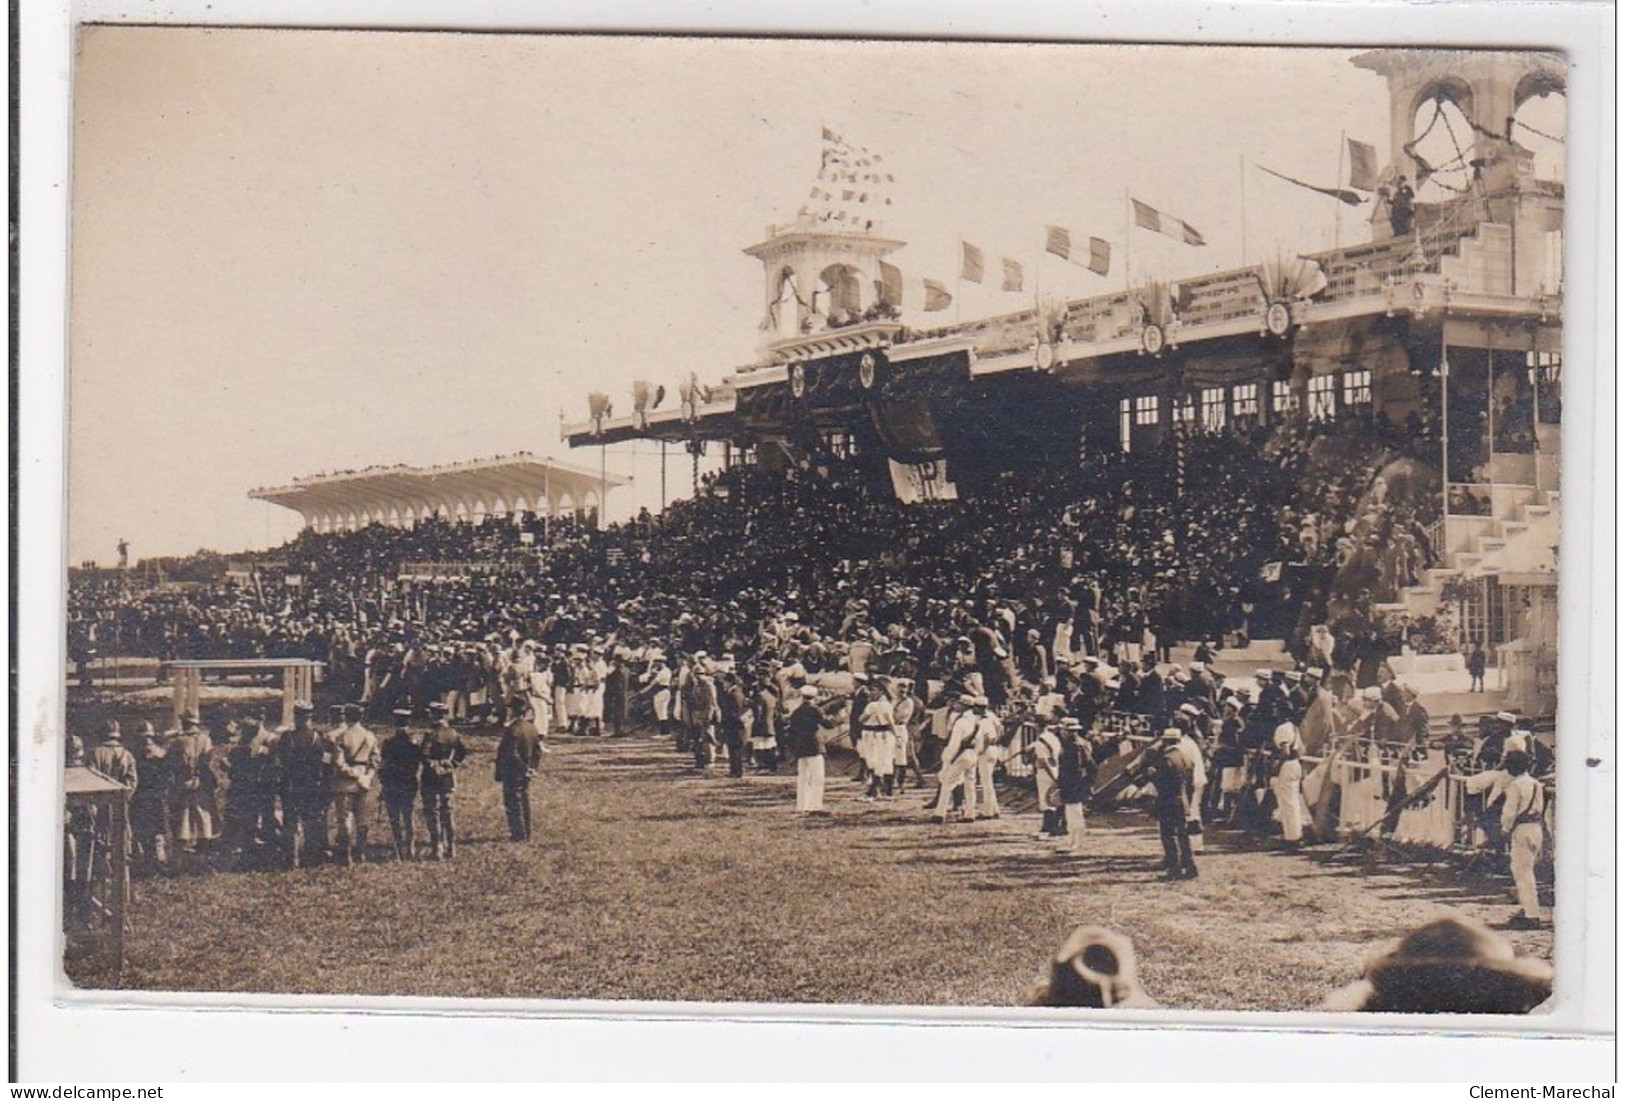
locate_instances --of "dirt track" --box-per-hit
[69,727,1554,1011]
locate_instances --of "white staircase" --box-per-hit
[1438,222,1514,295]
[1385,485,1561,618]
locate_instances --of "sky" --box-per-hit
[66,30,1567,564]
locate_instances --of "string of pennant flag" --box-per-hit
[798,126,896,231]
[792,127,1407,318]
[1256,137,1383,205]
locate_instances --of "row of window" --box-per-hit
[1118,371,1374,450]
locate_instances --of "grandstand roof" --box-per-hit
[250,453,628,530]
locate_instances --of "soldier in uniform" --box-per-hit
[494,702,545,841]
[419,702,468,859]
[329,702,380,865]
[127,722,169,874]
[165,713,217,872]
[87,720,137,788]
[378,708,423,860]
[682,657,720,770]
[276,701,331,869]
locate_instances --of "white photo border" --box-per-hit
[14,0,1617,1080]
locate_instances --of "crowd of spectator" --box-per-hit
[70,409,1442,707]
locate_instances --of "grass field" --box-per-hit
[66,723,1553,1011]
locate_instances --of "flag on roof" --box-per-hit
[1347,138,1380,192]
[1001,257,1024,293]
[1045,226,1112,275]
[960,242,985,283]
[1131,199,1207,246]
[922,278,952,312]
[877,261,904,307]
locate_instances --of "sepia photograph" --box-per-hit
[51,24,1589,1027]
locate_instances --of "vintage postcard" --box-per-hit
[53,25,1595,1031]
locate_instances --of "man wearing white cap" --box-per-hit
[641,653,674,742]
[785,685,833,814]
[1271,720,1308,846]
[972,701,1008,820]
[1499,749,1549,928]
[932,696,994,823]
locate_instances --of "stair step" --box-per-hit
[1521,504,1552,523]
[1454,553,1483,570]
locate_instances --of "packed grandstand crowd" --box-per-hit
[69,408,1443,699]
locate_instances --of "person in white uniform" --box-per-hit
[1499,749,1549,928]
[1271,720,1308,845]
[932,696,992,823]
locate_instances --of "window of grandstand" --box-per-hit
[1174,392,1196,425]
[1307,374,1338,420]
[1133,394,1159,426]
[1272,379,1296,416]
[1199,387,1227,433]
[1231,383,1259,421]
[1530,350,1562,424]
[1342,368,1373,407]
[818,263,865,325]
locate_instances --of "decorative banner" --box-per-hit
[888,458,959,503]
[1131,198,1207,246]
[1045,226,1112,276]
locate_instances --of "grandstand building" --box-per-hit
[565,48,1564,713]
[251,453,629,533]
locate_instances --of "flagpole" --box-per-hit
[1334,132,1346,250]
[1239,155,1249,268]
[955,238,963,325]
[1123,190,1132,293]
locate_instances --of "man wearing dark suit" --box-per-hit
[276,702,330,869]
[378,709,423,860]
[420,704,469,859]
[494,704,545,841]
[1142,728,1198,880]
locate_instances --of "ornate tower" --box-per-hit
[1352,48,1566,265]
[744,221,905,348]
[743,129,906,356]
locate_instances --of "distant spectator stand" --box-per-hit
[64,765,130,982]
[166,658,322,727]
